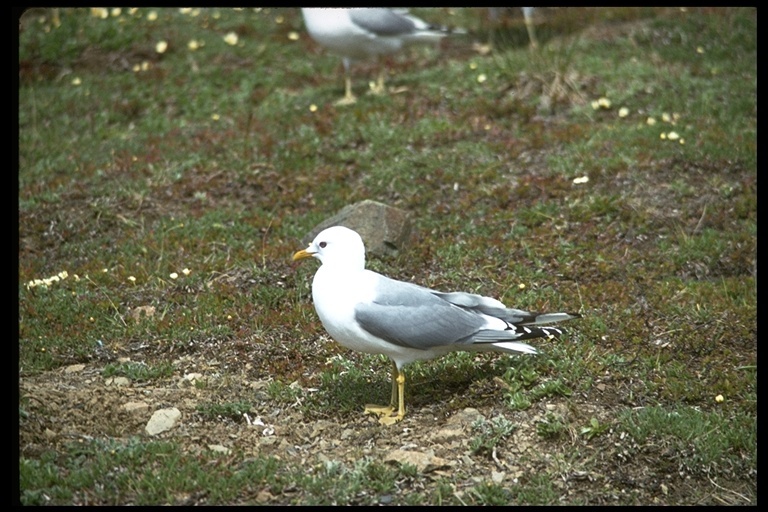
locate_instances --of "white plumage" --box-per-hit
[293,226,580,424]
[301,8,461,105]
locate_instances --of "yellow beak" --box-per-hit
[292,248,315,262]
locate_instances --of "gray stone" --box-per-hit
[302,200,413,257]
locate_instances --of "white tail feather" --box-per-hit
[489,341,538,354]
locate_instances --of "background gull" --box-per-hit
[301,8,463,105]
[488,7,538,49]
[293,226,581,425]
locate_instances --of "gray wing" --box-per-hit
[348,8,417,37]
[428,289,580,325]
[354,273,579,351]
[354,275,486,350]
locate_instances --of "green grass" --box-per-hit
[619,405,756,475]
[102,361,175,381]
[20,438,284,505]
[19,7,755,505]
[195,400,252,421]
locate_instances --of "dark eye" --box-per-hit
[319,241,327,248]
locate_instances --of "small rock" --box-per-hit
[302,200,413,257]
[130,305,156,322]
[106,376,131,387]
[179,373,203,387]
[428,427,463,444]
[145,407,181,435]
[446,407,485,427]
[310,420,334,438]
[208,444,231,455]
[384,449,450,473]
[123,401,149,413]
[64,364,85,373]
[255,490,274,503]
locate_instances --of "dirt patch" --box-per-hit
[18,353,752,505]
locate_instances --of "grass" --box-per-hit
[102,361,175,381]
[195,400,252,421]
[20,439,284,505]
[18,7,755,505]
[470,415,517,456]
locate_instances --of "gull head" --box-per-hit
[293,226,366,268]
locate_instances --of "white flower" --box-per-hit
[91,8,108,19]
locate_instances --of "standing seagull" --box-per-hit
[301,8,461,105]
[293,226,581,425]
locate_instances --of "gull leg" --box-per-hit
[335,75,357,105]
[390,360,398,408]
[522,7,539,49]
[369,69,387,95]
[368,55,387,96]
[335,59,357,105]
[378,366,405,425]
[364,360,398,417]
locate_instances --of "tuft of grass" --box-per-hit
[102,360,175,381]
[469,482,514,505]
[289,457,402,505]
[579,417,610,440]
[536,413,566,439]
[470,415,517,456]
[196,400,252,421]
